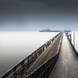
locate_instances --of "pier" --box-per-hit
[48,33,78,78]
[1,32,78,78]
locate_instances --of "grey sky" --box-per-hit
[0,0,78,31]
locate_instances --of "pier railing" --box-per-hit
[66,32,78,58]
[25,33,63,78]
[1,32,61,78]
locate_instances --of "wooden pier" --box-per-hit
[48,34,78,78]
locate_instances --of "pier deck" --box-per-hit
[48,34,78,78]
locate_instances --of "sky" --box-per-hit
[0,0,78,31]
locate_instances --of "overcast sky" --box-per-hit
[0,0,78,31]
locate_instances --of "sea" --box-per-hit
[0,32,59,77]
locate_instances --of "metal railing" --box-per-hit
[1,33,61,78]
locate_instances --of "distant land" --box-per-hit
[40,29,61,32]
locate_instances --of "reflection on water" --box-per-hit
[0,32,58,76]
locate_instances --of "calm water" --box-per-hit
[0,32,58,76]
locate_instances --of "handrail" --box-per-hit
[25,34,63,78]
[1,32,61,78]
[66,33,78,58]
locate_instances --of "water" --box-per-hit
[0,32,58,77]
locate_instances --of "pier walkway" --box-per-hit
[48,34,78,78]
